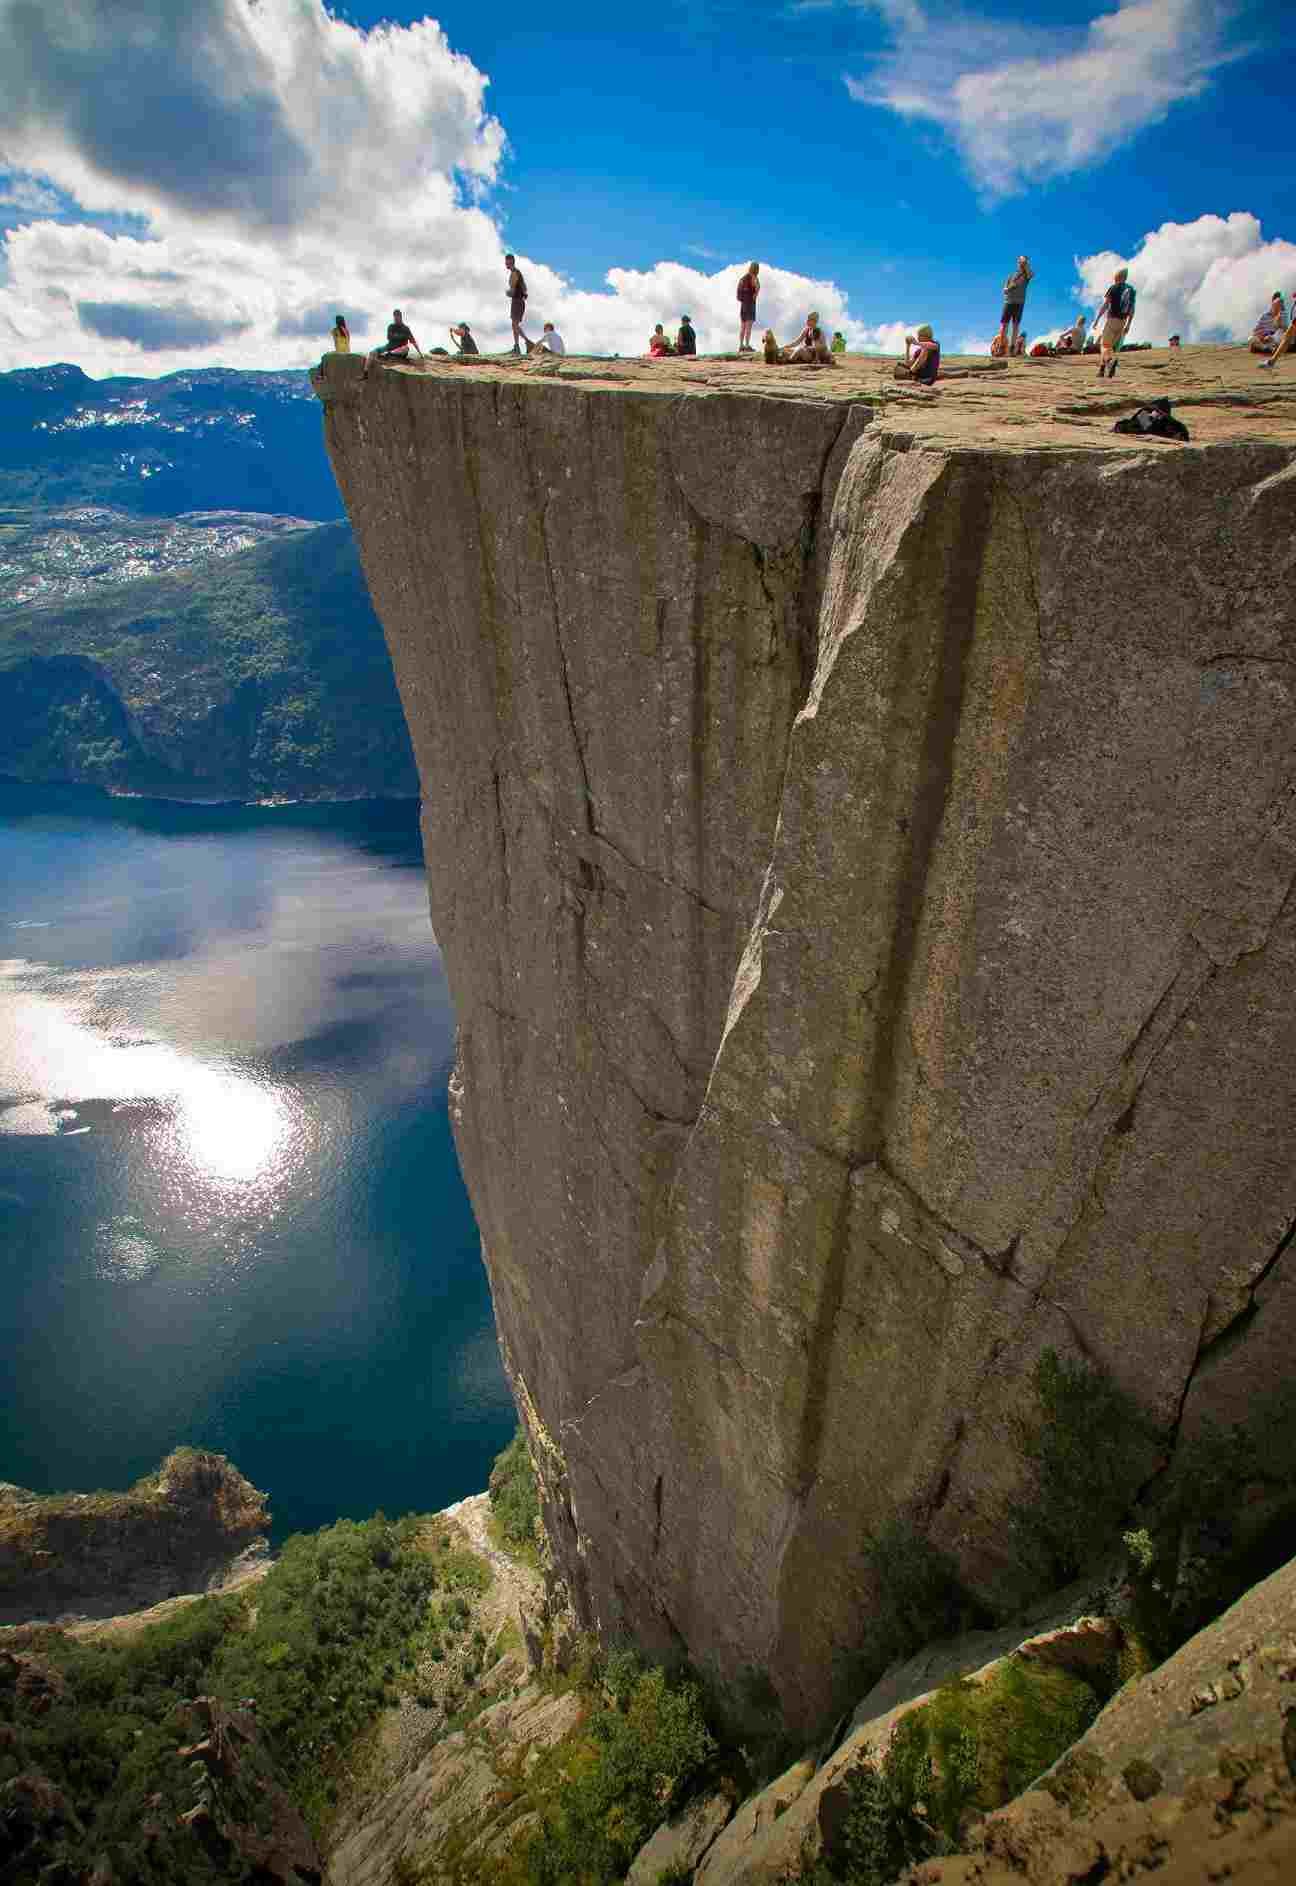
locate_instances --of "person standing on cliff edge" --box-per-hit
[737,263,760,353]
[995,255,1033,355]
[505,254,531,355]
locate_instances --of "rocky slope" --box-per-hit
[0,514,416,799]
[316,344,1296,1738]
[0,1448,269,1624]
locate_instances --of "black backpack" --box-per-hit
[1113,397,1189,443]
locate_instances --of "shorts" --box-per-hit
[1001,300,1024,326]
[1102,317,1126,351]
[510,296,527,323]
[739,298,756,323]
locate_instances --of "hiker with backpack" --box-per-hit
[505,254,531,355]
[1095,268,1135,378]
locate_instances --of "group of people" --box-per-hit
[991,257,1134,376]
[331,257,567,373]
[332,248,1296,380]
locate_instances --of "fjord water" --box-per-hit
[0,785,512,1539]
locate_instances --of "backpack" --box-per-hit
[1107,283,1133,319]
[512,271,527,299]
[989,333,1006,357]
[1113,397,1189,443]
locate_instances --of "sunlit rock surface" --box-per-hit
[317,345,1296,1735]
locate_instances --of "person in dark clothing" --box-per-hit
[505,254,530,354]
[1095,269,1135,377]
[676,314,697,356]
[367,309,420,373]
[896,325,940,384]
[449,322,479,354]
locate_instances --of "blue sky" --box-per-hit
[0,0,1292,368]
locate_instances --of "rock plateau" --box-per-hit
[316,344,1296,1736]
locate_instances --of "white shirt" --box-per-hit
[539,331,566,355]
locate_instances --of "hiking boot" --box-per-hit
[511,345,521,356]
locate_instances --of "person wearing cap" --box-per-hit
[449,322,479,355]
[535,321,566,355]
[676,314,697,356]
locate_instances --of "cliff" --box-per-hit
[0,1448,268,1624]
[315,344,1296,1738]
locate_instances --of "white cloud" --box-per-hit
[846,0,1248,197]
[1076,212,1296,342]
[0,0,892,373]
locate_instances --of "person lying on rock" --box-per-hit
[448,322,478,354]
[366,310,421,374]
[894,325,941,384]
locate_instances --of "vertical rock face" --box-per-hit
[317,355,1296,1735]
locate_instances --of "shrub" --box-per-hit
[522,1663,716,1884]
[861,1524,992,1673]
[812,1654,1102,1884]
[1009,1349,1159,1586]
[489,1429,542,1565]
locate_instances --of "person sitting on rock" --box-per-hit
[784,311,822,361]
[831,331,846,353]
[648,324,674,357]
[536,322,566,355]
[448,322,479,355]
[1252,293,1289,355]
[676,314,697,356]
[367,310,421,373]
[1260,294,1296,368]
[894,325,940,385]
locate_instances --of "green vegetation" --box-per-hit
[810,1655,1103,1885]
[860,1523,992,1675]
[488,1428,542,1568]
[1009,1348,1159,1587]
[524,1657,717,1885]
[0,518,417,799]
[0,1512,483,1882]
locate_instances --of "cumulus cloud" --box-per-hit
[77,299,248,350]
[0,0,892,373]
[1076,212,1296,342]
[846,0,1248,196]
[0,0,503,236]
